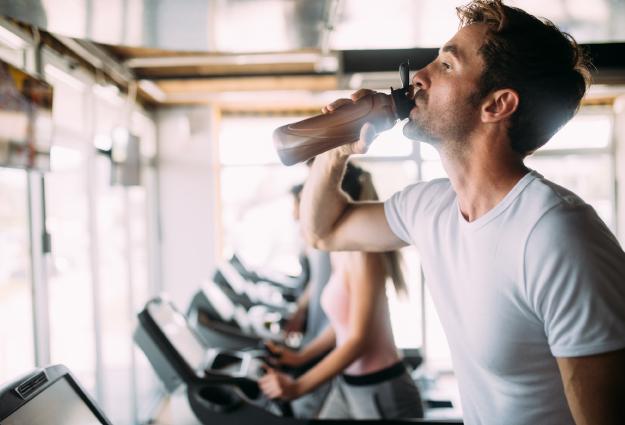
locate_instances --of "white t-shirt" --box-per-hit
[384,170,625,425]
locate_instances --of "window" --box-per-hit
[45,66,97,394]
[93,91,135,425]
[0,168,34,382]
[526,109,615,230]
[218,114,425,349]
[219,114,309,274]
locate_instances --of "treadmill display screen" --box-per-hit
[3,378,103,425]
[147,301,207,371]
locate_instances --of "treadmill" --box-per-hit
[216,261,297,313]
[0,364,112,425]
[136,296,292,424]
[136,297,463,425]
[229,253,309,297]
[187,280,288,351]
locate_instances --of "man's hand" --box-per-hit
[258,367,300,400]
[265,341,305,368]
[321,89,379,157]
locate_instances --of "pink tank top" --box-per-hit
[320,253,400,376]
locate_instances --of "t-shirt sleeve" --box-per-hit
[383,182,429,245]
[524,203,625,357]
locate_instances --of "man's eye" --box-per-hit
[441,62,451,71]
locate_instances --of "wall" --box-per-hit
[156,106,218,309]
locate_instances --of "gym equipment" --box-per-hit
[135,297,463,425]
[229,253,309,296]
[216,261,296,313]
[0,364,112,424]
[136,296,292,423]
[186,258,307,351]
[186,286,281,351]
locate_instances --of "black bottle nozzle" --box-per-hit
[399,60,410,90]
[391,60,413,120]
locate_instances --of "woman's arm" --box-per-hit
[297,325,336,363]
[283,285,312,334]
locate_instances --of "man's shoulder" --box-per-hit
[525,173,587,209]
[523,174,619,250]
[514,172,590,227]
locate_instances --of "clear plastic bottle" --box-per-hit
[273,62,413,166]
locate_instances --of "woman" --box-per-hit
[259,163,424,419]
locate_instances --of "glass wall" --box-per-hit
[44,62,97,394]
[526,110,615,230]
[0,168,34,383]
[0,33,161,425]
[218,114,425,350]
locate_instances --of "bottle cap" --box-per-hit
[390,61,413,120]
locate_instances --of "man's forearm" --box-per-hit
[300,150,351,248]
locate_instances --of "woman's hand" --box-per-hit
[265,341,305,368]
[283,306,306,335]
[259,368,301,400]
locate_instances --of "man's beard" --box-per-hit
[402,90,438,143]
[402,90,481,149]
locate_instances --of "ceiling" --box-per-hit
[3,0,625,51]
[1,0,625,106]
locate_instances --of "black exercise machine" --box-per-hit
[0,364,112,425]
[136,297,463,425]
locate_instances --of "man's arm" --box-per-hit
[557,349,625,425]
[300,146,407,252]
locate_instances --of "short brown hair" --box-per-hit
[457,0,591,155]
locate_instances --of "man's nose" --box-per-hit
[411,67,430,91]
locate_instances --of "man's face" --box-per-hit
[403,24,488,149]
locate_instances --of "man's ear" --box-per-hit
[481,89,519,123]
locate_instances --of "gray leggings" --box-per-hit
[318,370,424,419]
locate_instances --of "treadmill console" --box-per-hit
[0,365,112,425]
[147,298,208,372]
[143,298,265,382]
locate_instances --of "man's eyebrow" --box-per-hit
[440,44,463,61]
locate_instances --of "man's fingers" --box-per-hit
[351,89,374,102]
[322,98,353,114]
[351,122,377,155]
[322,90,376,114]
[361,122,378,148]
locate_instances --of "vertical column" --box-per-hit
[24,41,51,368]
[614,96,625,243]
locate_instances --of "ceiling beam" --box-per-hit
[155,75,338,94]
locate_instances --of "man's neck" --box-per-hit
[439,138,529,223]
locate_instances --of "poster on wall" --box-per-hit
[0,59,53,172]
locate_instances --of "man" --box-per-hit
[299,1,625,424]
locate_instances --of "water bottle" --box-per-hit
[273,62,413,166]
